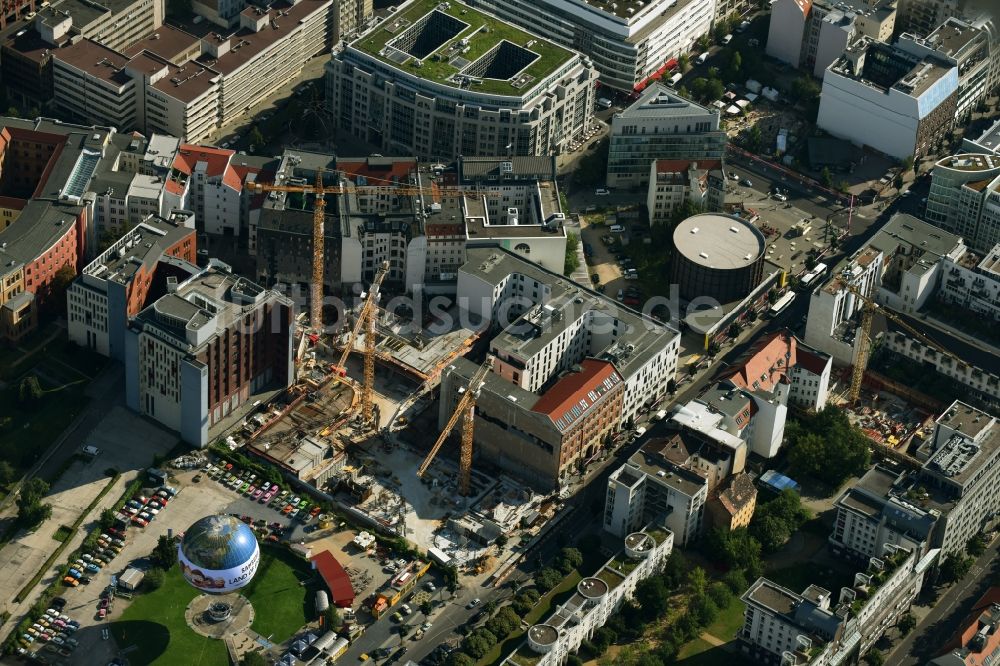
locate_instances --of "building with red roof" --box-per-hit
[165,144,245,237]
[311,550,355,608]
[933,588,1000,666]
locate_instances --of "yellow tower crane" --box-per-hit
[417,356,495,496]
[846,284,966,403]
[246,172,499,333]
[332,260,390,425]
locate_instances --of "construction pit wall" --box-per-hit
[844,387,936,454]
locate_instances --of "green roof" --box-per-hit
[351,0,575,96]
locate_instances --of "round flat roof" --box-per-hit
[673,213,765,270]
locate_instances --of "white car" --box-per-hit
[595,188,610,195]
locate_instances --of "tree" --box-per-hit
[728,322,743,338]
[677,85,690,99]
[785,407,871,486]
[729,50,743,77]
[678,53,690,72]
[940,554,974,584]
[690,77,708,100]
[899,155,914,173]
[324,606,341,628]
[99,509,117,530]
[419,600,433,617]
[747,124,763,152]
[0,460,15,485]
[697,35,711,51]
[6,106,19,118]
[495,533,508,551]
[17,477,52,528]
[592,626,617,653]
[635,576,669,617]
[461,628,497,658]
[722,569,749,595]
[566,656,585,666]
[750,515,791,553]
[708,581,733,609]
[249,127,265,150]
[966,534,988,558]
[512,588,540,615]
[705,78,725,101]
[688,567,708,597]
[447,653,476,666]
[667,378,677,394]
[557,547,583,574]
[151,535,177,569]
[19,375,43,405]
[791,76,821,102]
[144,567,166,591]
[706,527,762,572]
[485,606,520,639]
[535,567,563,593]
[898,612,917,636]
[864,650,885,666]
[767,288,778,305]
[564,232,580,276]
[820,167,834,188]
[241,652,267,666]
[661,551,689,588]
[689,594,718,626]
[51,264,75,295]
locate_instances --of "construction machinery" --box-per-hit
[417,356,495,496]
[246,171,498,334]
[333,260,390,426]
[846,284,966,403]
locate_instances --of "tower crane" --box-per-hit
[846,284,966,403]
[417,356,494,496]
[246,171,499,334]
[333,260,390,425]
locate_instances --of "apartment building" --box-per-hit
[707,472,758,532]
[938,243,1000,322]
[503,529,674,666]
[606,86,726,189]
[460,247,680,427]
[787,344,832,411]
[165,144,257,237]
[124,264,294,447]
[327,0,597,161]
[604,438,709,547]
[468,0,714,92]
[740,545,935,665]
[926,153,1000,253]
[897,16,1000,123]
[832,402,1000,558]
[646,159,726,223]
[766,0,897,78]
[0,117,121,343]
[1,0,163,108]
[67,212,197,359]
[441,356,625,491]
[896,0,980,37]
[830,465,939,563]
[817,38,958,159]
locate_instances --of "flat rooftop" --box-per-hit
[937,401,995,440]
[968,117,1000,154]
[124,24,201,63]
[935,153,1000,173]
[673,213,765,270]
[626,440,707,497]
[745,579,799,615]
[866,213,962,263]
[85,215,193,285]
[924,18,984,57]
[350,0,574,96]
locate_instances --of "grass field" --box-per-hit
[110,566,229,666]
[110,548,319,665]
[52,526,73,543]
[675,596,747,662]
[242,546,321,640]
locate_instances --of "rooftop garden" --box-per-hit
[352,0,573,95]
[509,645,544,666]
[607,554,639,576]
[596,566,626,590]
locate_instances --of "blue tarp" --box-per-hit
[760,470,800,493]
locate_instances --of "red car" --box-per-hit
[131,516,148,527]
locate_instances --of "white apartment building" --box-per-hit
[787,345,833,411]
[164,144,245,236]
[818,38,959,160]
[607,86,726,189]
[43,0,333,145]
[646,159,726,223]
[897,17,1000,123]
[926,153,1000,253]
[939,243,1000,321]
[326,0,598,160]
[124,265,294,446]
[33,0,164,53]
[504,529,673,666]
[766,0,896,78]
[67,212,196,360]
[830,465,939,563]
[468,0,714,92]
[459,247,680,428]
[740,546,935,666]
[604,439,708,547]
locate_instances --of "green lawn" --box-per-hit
[703,597,745,642]
[52,526,73,543]
[110,566,229,666]
[110,548,319,665]
[242,546,321,641]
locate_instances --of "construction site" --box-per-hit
[223,171,552,582]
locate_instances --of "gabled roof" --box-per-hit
[716,472,757,516]
[172,144,241,191]
[721,330,796,393]
[531,359,622,432]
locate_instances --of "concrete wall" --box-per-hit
[767,0,809,67]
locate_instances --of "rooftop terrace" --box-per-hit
[350,0,574,96]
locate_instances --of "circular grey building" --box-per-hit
[670,213,766,303]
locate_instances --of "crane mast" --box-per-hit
[845,284,965,403]
[417,356,494,496]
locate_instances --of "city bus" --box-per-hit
[798,262,828,290]
[768,292,797,318]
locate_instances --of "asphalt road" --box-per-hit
[890,536,1000,665]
